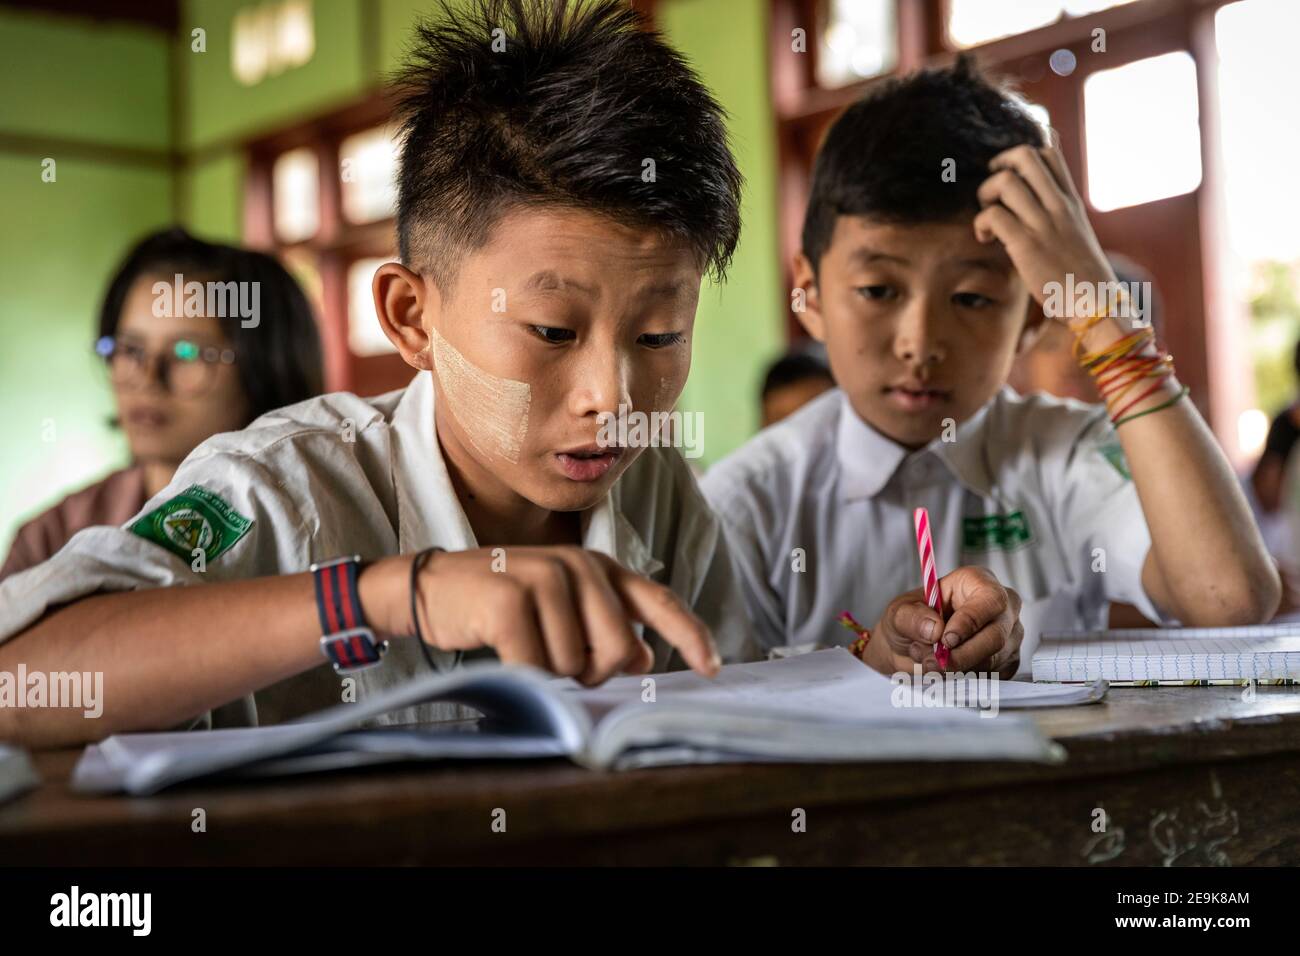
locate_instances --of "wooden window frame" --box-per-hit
[243,92,412,397]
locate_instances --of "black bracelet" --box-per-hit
[409,546,448,674]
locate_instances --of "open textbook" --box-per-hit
[72,649,1099,795]
[1033,623,1300,684]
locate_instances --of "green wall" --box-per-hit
[0,12,171,150]
[0,8,174,559]
[0,0,782,555]
[659,0,783,463]
[181,0,366,152]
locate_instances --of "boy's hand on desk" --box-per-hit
[973,144,1115,312]
[361,548,722,685]
[865,567,1023,679]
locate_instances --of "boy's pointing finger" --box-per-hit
[610,566,721,678]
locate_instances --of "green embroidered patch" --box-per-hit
[129,484,252,562]
[1098,440,1133,480]
[962,511,1033,552]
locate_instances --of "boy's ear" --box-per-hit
[792,252,825,342]
[373,263,437,370]
[1015,298,1050,356]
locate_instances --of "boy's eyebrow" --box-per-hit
[523,270,598,297]
[847,247,909,268]
[638,278,695,301]
[522,270,693,301]
[953,256,1013,275]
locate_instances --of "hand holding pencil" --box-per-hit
[913,507,950,668]
[859,565,1026,679]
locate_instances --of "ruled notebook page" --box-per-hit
[1032,624,1300,683]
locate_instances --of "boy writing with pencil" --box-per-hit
[702,57,1279,673]
[0,2,1023,748]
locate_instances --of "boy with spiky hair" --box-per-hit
[703,56,1279,670]
[0,2,1023,748]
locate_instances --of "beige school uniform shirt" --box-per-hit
[0,372,757,728]
[701,386,1169,676]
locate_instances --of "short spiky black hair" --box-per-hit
[392,0,743,287]
[802,55,1047,272]
[761,350,833,398]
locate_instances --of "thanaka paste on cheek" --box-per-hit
[429,326,531,463]
[652,376,672,411]
[650,375,681,445]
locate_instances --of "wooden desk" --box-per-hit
[3,686,1300,866]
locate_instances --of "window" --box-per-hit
[232,0,315,86]
[272,147,319,243]
[246,95,405,394]
[340,125,400,224]
[946,0,1139,49]
[816,0,896,88]
[1083,51,1202,212]
[1214,0,1300,454]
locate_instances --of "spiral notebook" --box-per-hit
[1032,623,1300,685]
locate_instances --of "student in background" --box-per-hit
[761,348,835,428]
[0,228,323,580]
[1249,338,1300,615]
[1252,339,1300,516]
[0,1,1023,748]
[703,56,1279,669]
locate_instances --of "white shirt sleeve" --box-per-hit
[699,469,791,654]
[1050,412,1171,624]
[0,445,313,646]
[642,455,762,668]
[678,507,762,666]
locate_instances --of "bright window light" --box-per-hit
[340,126,400,224]
[948,0,1138,49]
[1084,52,1202,212]
[1216,0,1300,262]
[348,258,396,356]
[816,0,896,87]
[1062,0,1138,15]
[272,147,319,243]
[948,0,1061,48]
[1238,408,1269,458]
[232,0,315,86]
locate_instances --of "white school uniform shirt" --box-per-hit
[700,386,1169,675]
[0,371,757,728]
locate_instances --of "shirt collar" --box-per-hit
[388,371,660,576]
[931,388,1002,498]
[835,387,1002,501]
[836,391,908,500]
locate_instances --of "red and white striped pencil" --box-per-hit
[913,506,950,669]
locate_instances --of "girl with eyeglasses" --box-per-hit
[1,228,323,579]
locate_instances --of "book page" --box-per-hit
[561,648,1095,725]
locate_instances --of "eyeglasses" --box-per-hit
[95,335,237,397]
